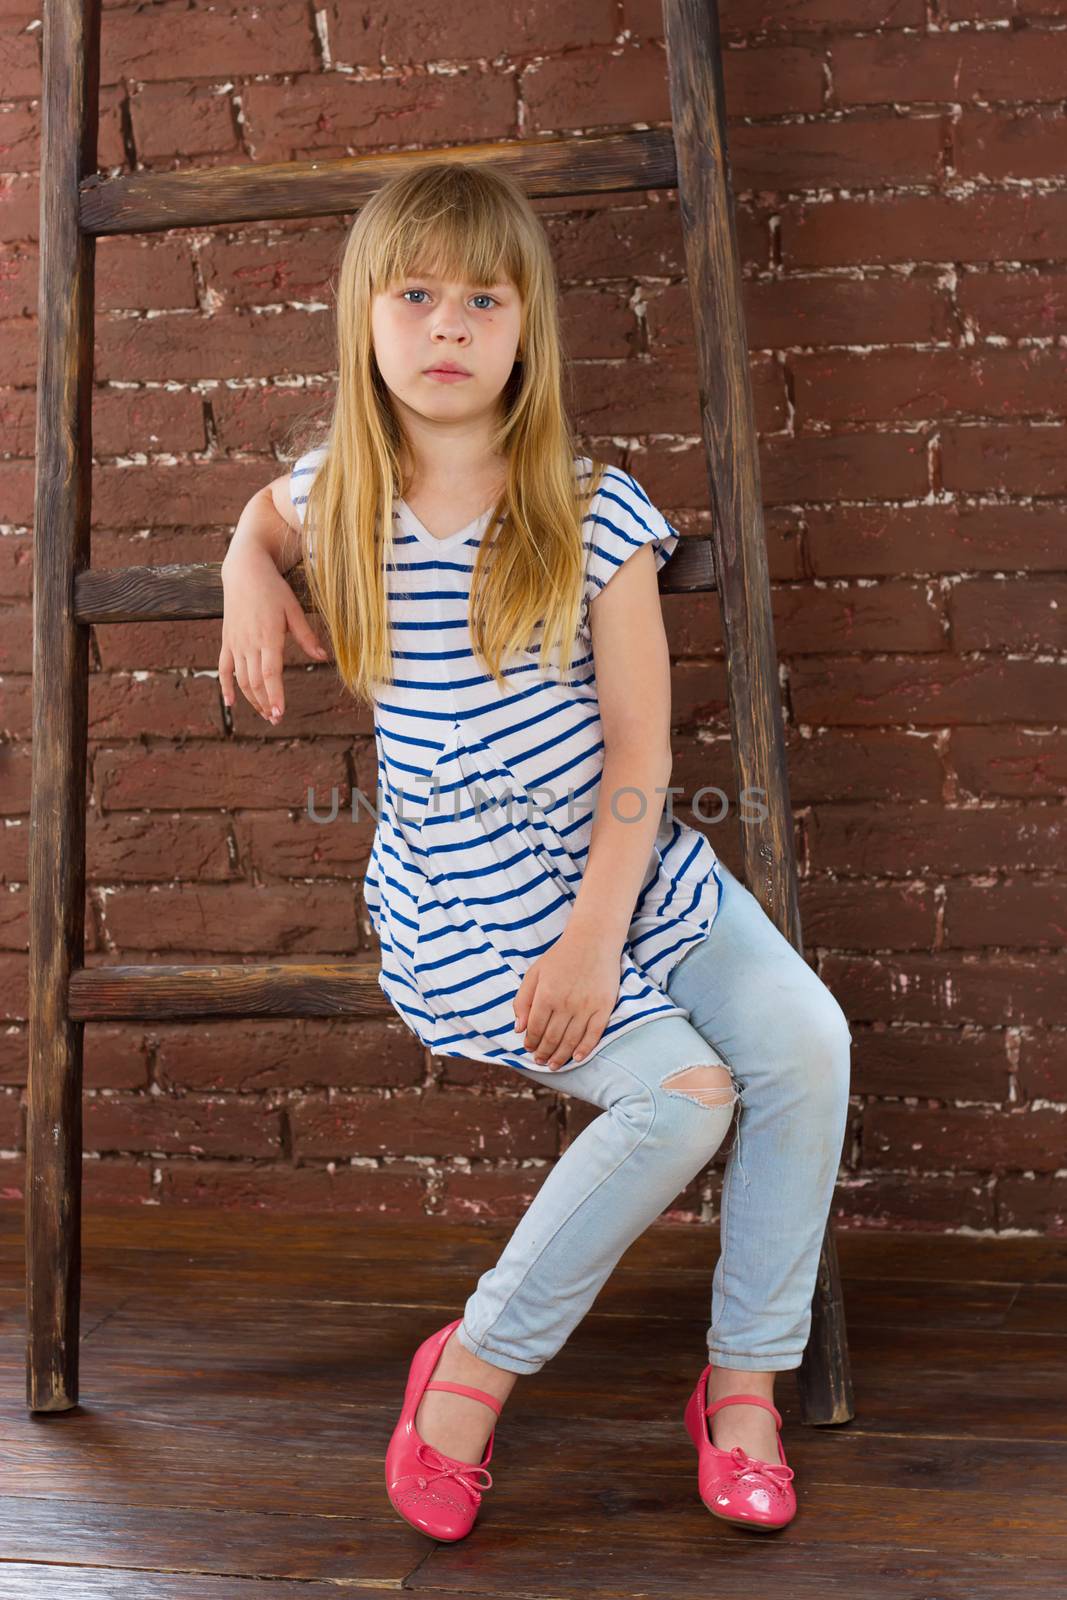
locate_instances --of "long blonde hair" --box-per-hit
[285,159,604,704]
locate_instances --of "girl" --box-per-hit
[219,161,852,1544]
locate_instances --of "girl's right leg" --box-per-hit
[417,1014,740,1462]
[414,1015,737,1462]
[453,1013,741,1371]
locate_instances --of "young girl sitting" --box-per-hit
[219,159,852,1545]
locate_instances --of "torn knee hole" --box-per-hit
[661,1064,738,1108]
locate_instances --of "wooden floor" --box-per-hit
[1,1209,1065,1599]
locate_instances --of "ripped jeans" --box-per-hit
[454,858,853,1376]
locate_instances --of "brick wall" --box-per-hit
[1,1,1064,1230]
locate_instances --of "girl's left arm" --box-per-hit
[515,545,673,1066]
[567,541,674,950]
[514,478,681,1068]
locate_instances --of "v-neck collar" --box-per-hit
[395,498,496,552]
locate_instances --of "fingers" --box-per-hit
[525,1010,555,1066]
[289,606,330,663]
[218,646,236,709]
[222,619,330,725]
[551,1016,596,1070]
[514,964,601,1072]
[569,1022,606,1065]
[234,651,275,722]
[522,996,564,1062]
[259,645,286,724]
[512,971,533,1035]
[526,1009,592,1071]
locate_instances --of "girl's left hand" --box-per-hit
[513,926,622,1069]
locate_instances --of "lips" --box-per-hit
[425,363,471,376]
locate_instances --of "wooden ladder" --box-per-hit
[27,0,854,1424]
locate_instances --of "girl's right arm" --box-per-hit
[218,475,329,725]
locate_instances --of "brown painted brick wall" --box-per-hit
[1,1,1064,1231]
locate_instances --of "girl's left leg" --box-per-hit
[665,858,853,1457]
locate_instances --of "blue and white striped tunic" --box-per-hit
[290,448,723,1071]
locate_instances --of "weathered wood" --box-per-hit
[26,0,102,1415]
[662,0,853,1426]
[72,539,716,624]
[68,961,389,1021]
[1,1212,1062,1595]
[79,128,678,235]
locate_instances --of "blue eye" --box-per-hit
[401,289,498,309]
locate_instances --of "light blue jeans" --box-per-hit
[454,859,853,1376]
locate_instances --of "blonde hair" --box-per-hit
[286,159,604,704]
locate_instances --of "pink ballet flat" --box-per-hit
[385,1317,503,1541]
[684,1361,797,1531]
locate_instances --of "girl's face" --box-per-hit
[370,266,523,428]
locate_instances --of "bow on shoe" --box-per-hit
[415,1439,494,1502]
[727,1444,795,1492]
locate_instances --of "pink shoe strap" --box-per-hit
[705,1392,783,1429]
[426,1379,503,1417]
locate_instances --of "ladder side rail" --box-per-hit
[662,0,853,1425]
[27,0,103,1412]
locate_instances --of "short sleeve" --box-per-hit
[289,445,328,566]
[584,467,681,612]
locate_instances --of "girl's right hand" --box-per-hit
[219,547,329,723]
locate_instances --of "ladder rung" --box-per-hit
[69,961,389,1021]
[80,130,678,237]
[74,540,715,623]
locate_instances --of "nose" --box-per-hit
[431,323,470,344]
[430,296,472,341]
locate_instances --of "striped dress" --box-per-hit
[289,448,723,1072]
